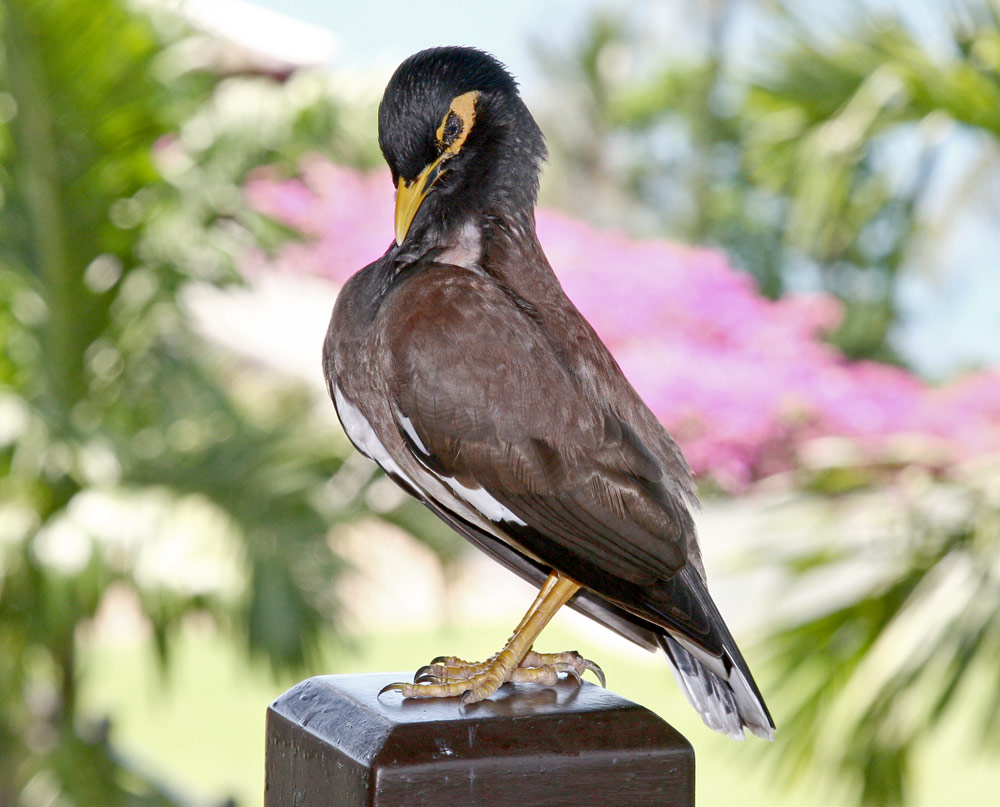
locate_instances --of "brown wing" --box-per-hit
[381,263,693,593]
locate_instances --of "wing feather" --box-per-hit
[384,265,690,593]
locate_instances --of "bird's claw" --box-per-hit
[582,658,607,688]
[555,663,583,685]
[518,650,606,688]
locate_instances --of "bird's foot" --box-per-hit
[378,649,605,704]
[417,650,605,688]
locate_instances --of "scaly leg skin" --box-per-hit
[379,573,597,704]
[414,650,606,688]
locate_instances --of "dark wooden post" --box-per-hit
[265,672,694,807]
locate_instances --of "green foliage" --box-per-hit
[535,6,789,300]
[0,1,384,804]
[743,0,1000,362]
[750,458,1000,806]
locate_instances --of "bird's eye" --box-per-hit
[435,91,478,155]
[441,112,463,147]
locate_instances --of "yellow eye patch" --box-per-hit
[435,90,478,155]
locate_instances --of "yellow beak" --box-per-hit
[394,155,448,246]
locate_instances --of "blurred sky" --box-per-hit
[222,0,605,88]
[227,0,1000,378]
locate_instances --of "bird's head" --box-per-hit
[378,47,546,246]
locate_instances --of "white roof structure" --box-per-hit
[152,0,339,74]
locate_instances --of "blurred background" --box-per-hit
[2,0,1000,805]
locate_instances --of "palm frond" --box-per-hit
[751,458,1000,806]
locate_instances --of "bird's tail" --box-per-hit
[647,564,774,741]
[658,630,774,741]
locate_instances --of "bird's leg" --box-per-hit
[414,574,558,679]
[418,576,607,686]
[380,572,602,703]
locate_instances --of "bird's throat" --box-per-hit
[434,218,483,270]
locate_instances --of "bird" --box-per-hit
[322,46,774,740]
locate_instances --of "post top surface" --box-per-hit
[269,672,690,769]
[290,671,644,723]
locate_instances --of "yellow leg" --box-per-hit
[414,574,561,678]
[380,572,593,703]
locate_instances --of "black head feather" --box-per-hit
[378,47,546,237]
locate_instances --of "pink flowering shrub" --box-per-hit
[245,157,1000,490]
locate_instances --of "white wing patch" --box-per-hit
[333,385,419,489]
[397,413,430,455]
[334,385,527,528]
[439,475,527,526]
[397,411,526,526]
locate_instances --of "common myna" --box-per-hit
[323,46,774,740]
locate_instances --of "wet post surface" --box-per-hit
[265,672,694,807]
